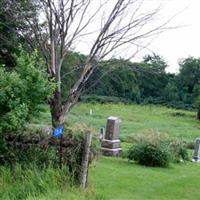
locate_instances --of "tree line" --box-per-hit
[60,52,200,119]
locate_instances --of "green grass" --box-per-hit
[0,165,96,200]
[90,156,200,200]
[2,103,200,200]
[69,103,200,142]
[72,103,200,200]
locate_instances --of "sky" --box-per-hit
[139,0,200,73]
[71,0,200,74]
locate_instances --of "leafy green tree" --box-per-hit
[0,50,54,133]
[179,57,200,93]
[143,54,167,73]
[196,100,200,120]
[137,54,168,103]
[0,0,37,68]
[193,84,200,119]
[178,57,200,112]
[164,82,179,102]
[85,59,141,102]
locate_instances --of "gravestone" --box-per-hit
[101,116,122,156]
[192,138,200,162]
[99,127,105,142]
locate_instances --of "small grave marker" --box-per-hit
[99,127,105,141]
[192,138,200,162]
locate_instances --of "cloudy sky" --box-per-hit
[141,0,200,73]
[73,0,200,73]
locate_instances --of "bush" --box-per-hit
[2,124,99,183]
[169,140,189,162]
[127,130,189,167]
[0,49,54,134]
[127,142,170,167]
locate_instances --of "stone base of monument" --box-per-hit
[192,156,200,162]
[101,139,122,156]
[101,147,122,156]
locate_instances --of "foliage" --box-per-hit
[33,51,200,113]
[0,165,100,200]
[86,59,141,103]
[16,50,54,115]
[80,95,130,104]
[1,125,99,184]
[0,67,28,133]
[0,165,69,200]
[127,131,189,167]
[0,50,54,160]
[127,141,171,167]
[169,139,189,162]
[194,87,200,119]
[79,54,200,113]
[0,50,54,134]
[0,0,37,68]
[179,57,200,94]
[61,52,87,102]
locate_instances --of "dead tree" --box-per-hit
[7,0,172,128]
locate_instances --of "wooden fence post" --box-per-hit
[80,130,92,188]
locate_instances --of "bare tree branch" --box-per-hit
[7,0,175,126]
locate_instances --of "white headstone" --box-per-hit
[192,138,200,162]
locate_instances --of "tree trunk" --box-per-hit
[50,88,63,128]
[197,108,200,120]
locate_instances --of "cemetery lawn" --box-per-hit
[90,156,200,200]
[71,103,200,200]
[68,103,200,142]
[30,103,200,199]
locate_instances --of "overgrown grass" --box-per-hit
[68,103,200,142]
[0,165,96,200]
[3,103,200,200]
[30,103,200,143]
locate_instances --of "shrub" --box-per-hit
[2,125,99,183]
[127,130,189,167]
[0,49,54,134]
[169,140,189,162]
[127,142,170,167]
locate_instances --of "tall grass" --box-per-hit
[68,103,200,142]
[0,165,70,200]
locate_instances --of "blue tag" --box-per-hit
[53,126,64,138]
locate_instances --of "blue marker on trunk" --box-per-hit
[53,126,64,138]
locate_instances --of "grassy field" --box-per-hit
[70,103,200,200]
[68,103,200,142]
[3,103,200,200]
[90,157,200,200]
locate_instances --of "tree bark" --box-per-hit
[197,108,200,120]
[50,87,63,128]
